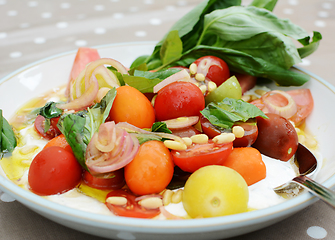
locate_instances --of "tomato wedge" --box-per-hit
[105,189,160,218]
[83,170,125,190]
[171,141,233,173]
[34,115,61,140]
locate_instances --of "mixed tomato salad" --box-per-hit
[0,0,321,219]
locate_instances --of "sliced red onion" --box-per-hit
[115,122,185,143]
[159,206,184,220]
[262,90,298,119]
[162,116,199,130]
[85,122,139,174]
[153,69,190,93]
[92,65,120,88]
[57,74,99,110]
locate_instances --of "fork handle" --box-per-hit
[293,175,335,208]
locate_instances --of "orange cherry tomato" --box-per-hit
[43,134,73,154]
[124,141,174,195]
[108,85,155,129]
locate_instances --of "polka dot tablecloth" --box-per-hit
[0,0,334,239]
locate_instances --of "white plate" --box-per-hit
[1,42,335,240]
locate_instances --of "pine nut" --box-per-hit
[171,189,183,204]
[19,145,38,155]
[232,126,245,138]
[106,196,128,206]
[298,134,306,144]
[254,89,267,96]
[182,137,192,146]
[195,73,205,82]
[199,85,207,94]
[189,63,198,75]
[162,189,173,206]
[241,95,251,102]
[164,140,187,151]
[138,197,163,209]
[207,81,217,92]
[305,137,317,149]
[190,134,208,144]
[213,133,235,144]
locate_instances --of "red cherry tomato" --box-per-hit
[105,189,160,218]
[234,73,257,94]
[194,56,230,86]
[28,146,82,195]
[200,116,258,147]
[171,126,201,138]
[82,169,125,190]
[154,82,205,121]
[171,141,233,173]
[252,113,298,161]
[34,115,61,140]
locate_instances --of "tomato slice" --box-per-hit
[171,140,233,173]
[83,170,125,190]
[105,189,160,218]
[34,115,61,139]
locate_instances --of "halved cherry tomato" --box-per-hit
[234,73,257,94]
[193,56,230,86]
[154,82,205,121]
[200,116,258,147]
[252,113,298,161]
[171,140,233,173]
[34,115,61,140]
[171,126,201,138]
[250,89,313,125]
[28,146,82,195]
[82,169,125,190]
[105,189,160,218]
[124,141,174,195]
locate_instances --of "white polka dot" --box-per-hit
[177,0,188,6]
[7,10,18,16]
[298,58,311,66]
[288,0,298,5]
[322,2,333,10]
[75,40,87,47]
[94,28,106,34]
[166,5,176,11]
[135,31,147,37]
[150,18,162,26]
[307,226,327,239]
[20,23,30,28]
[113,13,124,19]
[318,11,329,18]
[314,20,326,28]
[0,193,16,202]
[283,8,294,14]
[10,51,22,58]
[56,22,68,28]
[28,1,38,7]
[144,0,154,4]
[110,0,119,2]
[129,7,138,12]
[0,32,7,39]
[34,37,46,44]
[94,5,105,11]
[60,2,71,9]
[0,0,6,5]
[41,12,52,18]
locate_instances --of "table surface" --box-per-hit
[0,0,334,239]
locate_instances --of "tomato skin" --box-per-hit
[154,82,205,121]
[171,126,201,138]
[82,169,125,190]
[252,113,298,161]
[124,141,174,195]
[28,146,82,195]
[171,141,233,173]
[200,116,258,147]
[105,189,160,218]
[194,56,230,86]
[108,86,155,128]
[34,115,61,140]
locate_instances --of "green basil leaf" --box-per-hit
[0,110,17,158]
[39,102,63,119]
[249,0,278,11]
[160,30,183,65]
[201,98,267,129]
[130,55,150,69]
[151,122,172,134]
[298,31,322,59]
